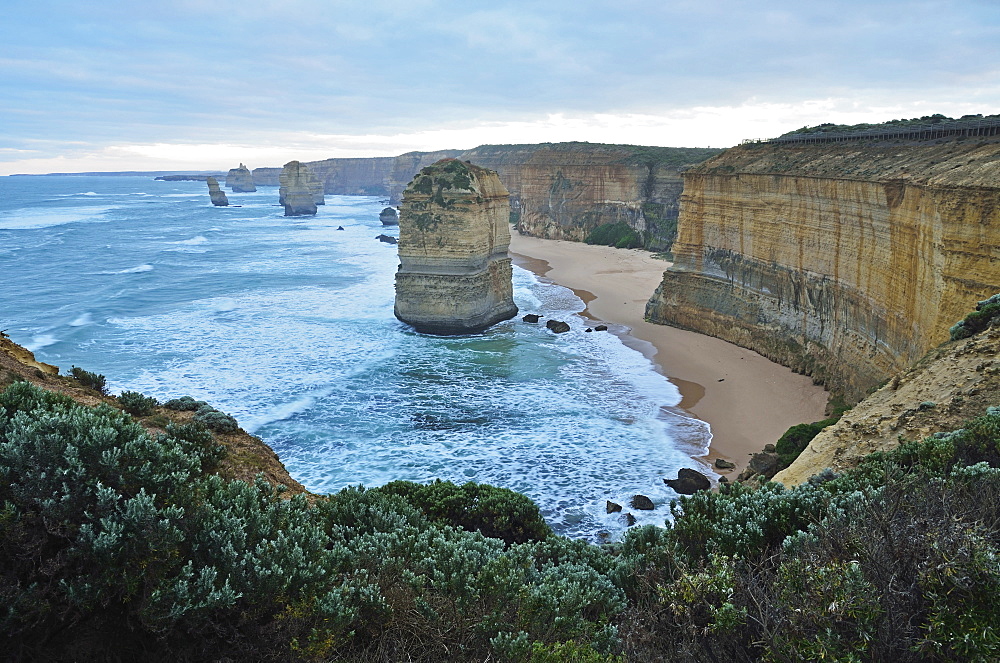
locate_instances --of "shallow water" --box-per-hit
[0,175,712,541]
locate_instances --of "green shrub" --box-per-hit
[193,405,240,433]
[774,417,839,469]
[68,365,108,394]
[584,223,643,249]
[117,390,158,416]
[374,479,553,544]
[949,294,1000,340]
[163,395,208,411]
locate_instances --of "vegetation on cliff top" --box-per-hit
[782,113,1000,137]
[4,367,1000,661]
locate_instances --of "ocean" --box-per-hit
[0,175,712,541]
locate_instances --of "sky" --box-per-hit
[2,0,999,175]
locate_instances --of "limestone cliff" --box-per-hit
[250,144,720,249]
[225,163,256,192]
[394,159,517,334]
[646,137,1000,403]
[278,161,322,216]
[206,177,229,206]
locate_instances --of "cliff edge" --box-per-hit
[646,136,1000,403]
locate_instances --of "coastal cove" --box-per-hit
[1,175,723,541]
[508,233,829,474]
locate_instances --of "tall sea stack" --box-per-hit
[206,177,229,206]
[394,159,517,334]
[379,206,399,226]
[278,161,322,216]
[226,163,256,192]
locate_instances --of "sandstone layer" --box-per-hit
[251,144,720,249]
[646,137,1000,403]
[206,177,229,206]
[278,161,322,216]
[394,159,517,334]
[225,163,256,192]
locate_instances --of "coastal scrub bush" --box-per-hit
[193,405,240,433]
[68,364,108,394]
[117,389,158,416]
[374,479,553,544]
[774,416,839,469]
[585,223,644,249]
[949,293,1000,340]
[163,395,209,411]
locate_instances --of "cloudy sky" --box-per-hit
[2,0,998,174]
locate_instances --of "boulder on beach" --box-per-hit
[664,468,712,495]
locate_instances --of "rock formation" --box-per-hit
[646,137,1000,403]
[206,177,228,206]
[225,163,256,192]
[250,144,721,249]
[278,161,322,216]
[380,207,399,226]
[394,159,517,335]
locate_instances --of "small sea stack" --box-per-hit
[225,163,256,192]
[394,159,518,334]
[206,177,229,206]
[380,206,399,226]
[278,161,321,216]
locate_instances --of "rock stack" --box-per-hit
[278,161,323,216]
[206,177,229,206]
[380,207,399,226]
[225,163,256,192]
[394,159,518,334]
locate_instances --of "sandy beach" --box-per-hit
[508,232,829,475]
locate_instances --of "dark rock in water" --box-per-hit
[376,234,398,245]
[606,500,622,514]
[630,495,655,510]
[714,458,737,470]
[664,468,712,495]
[279,161,322,216]
[225,163,256,192]
[337,226,345,230]
[379,206,399,226]
[522,314,541,323]
[585,328,593,332]
[594,324,608,331]
[206,177,229,206]
[719,476,729,483]
[624,513,637,526]
[546,319,570,333]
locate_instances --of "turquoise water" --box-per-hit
[0,175,712,540]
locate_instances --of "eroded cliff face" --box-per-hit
[278,161,323,216]
[225,163,256,192]
[250,144,719,249]
[394,159,517,334]
[646,138,1000,403]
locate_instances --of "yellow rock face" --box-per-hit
[646,139,1000,403]
[394,159,517,334]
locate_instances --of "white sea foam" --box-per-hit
[26,334,58,351]
[0,205,112,230]
[70,312,93,327]
[102,264,153,274]
[172,235,208,245]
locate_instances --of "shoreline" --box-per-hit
[508,231,829,476]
